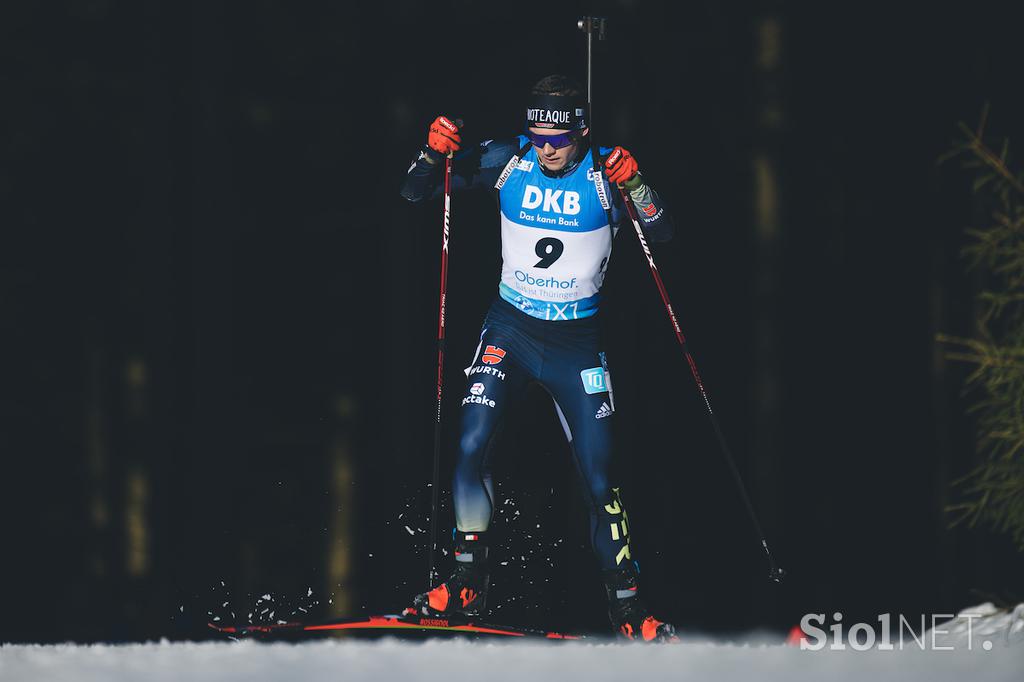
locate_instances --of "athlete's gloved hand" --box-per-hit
[603,146,640,188]
[427,115,462,157]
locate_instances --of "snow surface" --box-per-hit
[2,603,1020,682]
[1,636,1021,682]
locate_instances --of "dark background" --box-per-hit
[3,0,1024,643]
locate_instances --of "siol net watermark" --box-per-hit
[799,611,995,651]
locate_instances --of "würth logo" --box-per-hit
[481,345,506,365]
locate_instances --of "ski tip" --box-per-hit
[785,624,807,647]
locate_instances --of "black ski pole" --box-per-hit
[618,182,784,583]
[428,121,460,590]
[578,17,615,230]
[577,17,784,583]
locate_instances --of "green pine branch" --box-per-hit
[938,112,1024,552]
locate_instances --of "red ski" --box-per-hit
[208,608,583,640]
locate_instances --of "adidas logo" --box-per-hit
[595,402,613,419]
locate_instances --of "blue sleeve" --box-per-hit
[399,138,521,203]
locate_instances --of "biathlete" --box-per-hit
[400,74,676,642]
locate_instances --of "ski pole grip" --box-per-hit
[446,119,464,159]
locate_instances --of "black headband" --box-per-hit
[525,94,588,130]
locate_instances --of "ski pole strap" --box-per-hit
[493,140,534,190]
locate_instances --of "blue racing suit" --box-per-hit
[401,136,673,570]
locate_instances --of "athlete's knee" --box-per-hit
[577,448,613,504]
[457,427,490,465]
[588,476,614,510]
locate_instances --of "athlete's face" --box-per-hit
[528,126,589,172]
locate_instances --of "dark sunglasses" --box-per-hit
[526,129,580,150]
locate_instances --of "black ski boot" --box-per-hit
[414,532,490,617]
[603,565,677,642]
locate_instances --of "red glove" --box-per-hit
[604,146,639,185]
[428,115,461,156]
